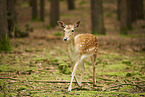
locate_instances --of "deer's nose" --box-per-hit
[64,38,67,41]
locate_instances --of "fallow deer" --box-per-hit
[57,20,98,91]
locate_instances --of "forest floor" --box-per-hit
[0,0,145,96]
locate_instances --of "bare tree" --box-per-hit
[0,0,11,51]
[129,0,144,23]
[117,0,121,20]
[29,0,33,6]
[120,0,144,34]
[40,0,45,21]
[50,0,59,27]
[6,0,17,37]
[67,0,75,10]
[137,0,144,19]
[91,0,106,34]
[120,0,130,34]
[32,0,38,20]
[129,0,138,23]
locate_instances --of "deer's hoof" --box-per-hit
[68,86,72,91]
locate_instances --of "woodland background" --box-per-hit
[0,0,145,96]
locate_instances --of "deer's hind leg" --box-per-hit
[91,54,97,86]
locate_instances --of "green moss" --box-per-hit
[0,94,4,97]
[30,93,48,97]
[139,56,145,60]
[139,93,145,97]
[9,93,17,96]
[17,85,27,91]
[58,63,71,74]
[0,63,36,73]
[51,58,59,62]
[104,64,127,71]
[98,71,127,77]
[42,91,140,97]
[126,73,132,77]
[0,64,15,72]
[25,49,33,52]
[32,57,48,63]
[0,36,12,51]
[54,31,62,36]
[122,60,131,65]
[119,86,134,92]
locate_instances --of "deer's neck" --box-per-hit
[68,37,77,62]
[69,37,75,50]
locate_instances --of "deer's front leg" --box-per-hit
[68,59,80,91]
[68,51,81,87]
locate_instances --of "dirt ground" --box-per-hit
[0,0,145,96]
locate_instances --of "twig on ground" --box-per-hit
[0,77,18,80]
[103,83,144,91]
[28,80,92,83]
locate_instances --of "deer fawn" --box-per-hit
[57,20,98,91]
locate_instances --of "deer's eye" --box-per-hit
[72,30,74,32]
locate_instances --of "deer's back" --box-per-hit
[74,34,98,54]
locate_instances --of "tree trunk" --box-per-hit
[127,0,132,28]
[120,0,132,34]
[29,0,33,6]
[14,0,17,4]
[91,0,106,34]
[129,0,138,23]
[136,0,144,19]
[6,0,17,37]
[117,0,121,21]
[50,0,59,27]
[129,0,144,23]
[0,0,12,51]
[40,0,45,21]
[32,0,38,20]
[120,0,144,35]
[67,0,75,10]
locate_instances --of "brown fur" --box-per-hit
[74,34,98,54]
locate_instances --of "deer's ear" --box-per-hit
[57,21,66,28]
[74,20,81,28]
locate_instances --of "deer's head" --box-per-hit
[57,20,81,41]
